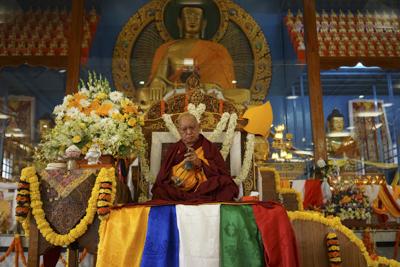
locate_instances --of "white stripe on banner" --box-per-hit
[176,204,221,267]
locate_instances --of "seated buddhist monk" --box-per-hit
[151,113,239,201]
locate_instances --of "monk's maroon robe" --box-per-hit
[152,134,239,201]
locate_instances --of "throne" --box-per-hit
[131,89,256,201]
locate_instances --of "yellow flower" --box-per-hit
[120,98,130,108]
[138,115,145,126]
[95,92,108,100]
[112,112,124,122]
[128,118,137,127]
[72,135,81,143]
[134,140,142,147]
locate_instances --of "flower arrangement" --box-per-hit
[35,72,145,162]
[324,185,372,221]
[313,158,336,180]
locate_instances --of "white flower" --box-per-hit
[53,104,65,115]
[79,99,90,108]
[80,87,89,95]
[66,107,80,118]
[208,112,230,142]
[63,95,72,104]
[162,114,180,140]
[234,133,255,185]
[109,91,123,102]
[108,108,120,117]
[316,158,326,168]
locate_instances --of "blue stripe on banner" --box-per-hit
[140,205,179,267]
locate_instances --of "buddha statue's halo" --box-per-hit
[159,0,228,41]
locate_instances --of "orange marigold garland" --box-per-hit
[16,180,30,221]
[16,166,116,247]
[326,232,342,267]
[96,168,116,220]
[362,229,378,260]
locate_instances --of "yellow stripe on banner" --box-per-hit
[96,206,150,267]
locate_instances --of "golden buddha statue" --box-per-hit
[137,5,250,105]
[254,136,269,164]
[326,108,359,158]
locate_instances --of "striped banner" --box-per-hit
[97,203,299,267]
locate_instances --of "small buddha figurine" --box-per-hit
[294,17,303,32]
[347,26,356,34]
[357,41,366,52]
[339,9,346,21]
[320,20,329,33]
[356,10,364,21]
[328,42,337,56]
[395,45,400,56]
[365,10,373,21]
[286,9,294,22]
[341,34,350,43]
[317,34,322,42]
[332,33,341,43]
[376,49,385,57]
[347,18,355,28]
[347,10,355,21]
[356,21,365,33]
[365,20,375,33]
[376,42,385,51]
[59,40,68,55]
[338,26,347,33]
[326,108,359,158]
[295,9,303,20]
[324,33,332,42]
[367,43,376,55]
[347,45,356,56]
[370,34,378,44]
[330,10,338,21]
[321,9,328,20]
[286,18,294,31]
[338,43,347,56]
[319,42,327,56]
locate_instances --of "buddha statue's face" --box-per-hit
[181,7,204,36]
[329,117,344,132]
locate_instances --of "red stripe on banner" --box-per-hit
[252,202,300,267]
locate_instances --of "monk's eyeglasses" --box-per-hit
[178,126,197,133]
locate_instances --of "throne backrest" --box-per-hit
[149,131,242,179]
[136,92,255,200]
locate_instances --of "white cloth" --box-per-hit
[363,185,380,204]
[176,204,220,267]
[321,178,332,203]
[126,158,138,200]
[291,180,306,200]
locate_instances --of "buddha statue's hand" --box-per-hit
[149,78,167,101]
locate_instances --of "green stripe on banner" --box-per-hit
[220,205,265,267]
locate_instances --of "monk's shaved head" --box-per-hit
[177,112,198,127]
[176,113,200,146]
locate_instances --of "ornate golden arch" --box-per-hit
[112,0,272,104]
